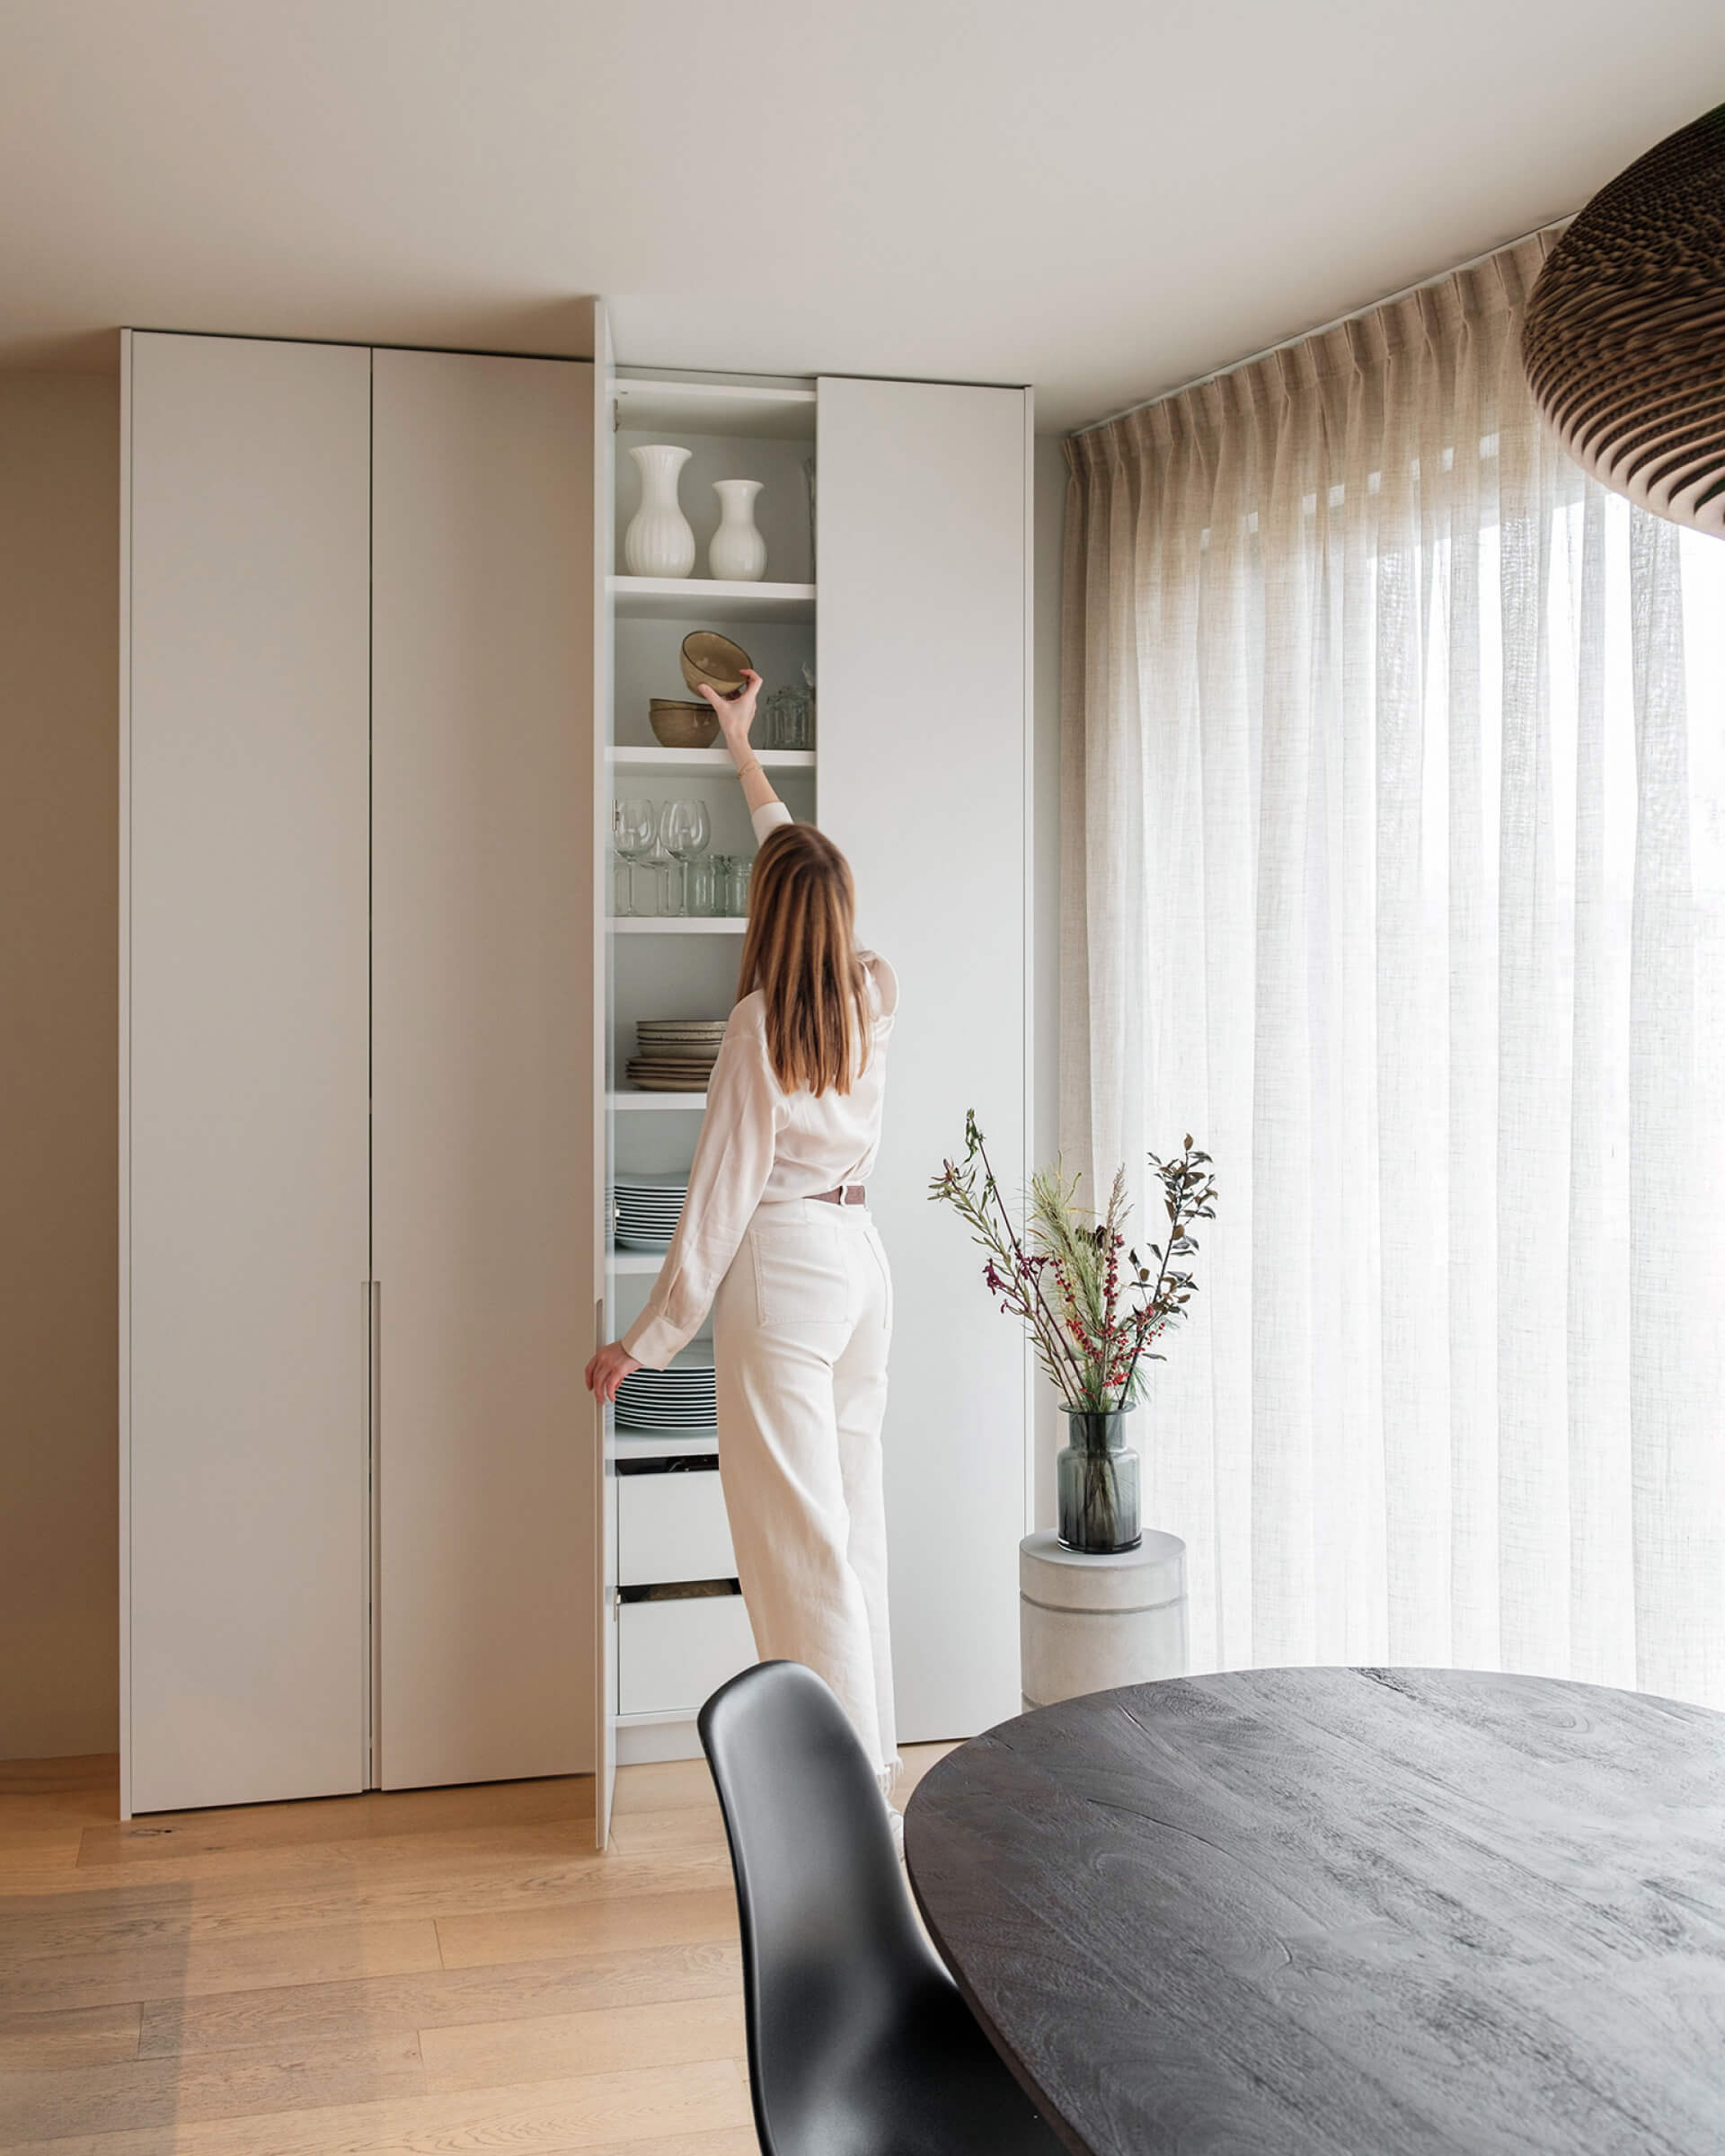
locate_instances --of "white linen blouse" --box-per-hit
[622,800,898,1370]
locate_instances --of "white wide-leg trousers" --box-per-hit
[712,1197,898,1777]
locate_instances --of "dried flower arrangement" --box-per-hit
[929,1109,1217,1414]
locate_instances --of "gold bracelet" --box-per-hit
[737,757,763,780]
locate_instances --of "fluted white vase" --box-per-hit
[709,479,767,582]
[624,445,696,579]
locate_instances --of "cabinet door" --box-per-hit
[371,349,596,1790]
[817,378,1032,1742]
[125,332,371,1813]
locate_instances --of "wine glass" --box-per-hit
[660,799,712,917]
[612,797,658,917]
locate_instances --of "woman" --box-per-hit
[587,671,900,1819]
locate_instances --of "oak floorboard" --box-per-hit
[605,1807,730,1860]
[0,2005,142,2072]
[5,1842,733,1952]
[0,1759,119,1804]
[1,1754,767,2152]
[41,1816,612,1900]
[436,1887,739,1971]
[609,1762,717,1816]
[137,1939,742,2057]
[0,1919,446,2017]
[78,1776,595,1869]
[0,2057,751,2156]
[420,1993,746,2096]
[0,2028,423,2142]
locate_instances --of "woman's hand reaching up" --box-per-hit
[700,670,764,768]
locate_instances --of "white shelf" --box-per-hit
[610,576,817,625]
[609,917,745,935]
[607,1250,667,1274]
[615,378,816,441]
[607,1091,708,1112]
[608,746,816,776]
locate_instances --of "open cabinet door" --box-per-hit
[592,303,619,1848]
[816,376,1033,1744]
[370,346,594,1790]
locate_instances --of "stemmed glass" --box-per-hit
[660,799,712,918]
[612,798,658,917]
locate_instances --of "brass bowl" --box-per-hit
[649,698,721,749]
[679,630,753,702]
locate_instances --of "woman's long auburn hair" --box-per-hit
[738,823,871,1096]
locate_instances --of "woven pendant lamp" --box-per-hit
[1522,104,1725,535]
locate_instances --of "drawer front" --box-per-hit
[619,1593,756,1717]
[618,1468,736,1586]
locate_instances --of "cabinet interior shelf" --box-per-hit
[613,1429,720,1462]
[614,378,816,441]
[607,1091,708,1112]
[608,746,816,776]
[608,1250,666,1274]
[610,576,817,624]
[610,917,745,935]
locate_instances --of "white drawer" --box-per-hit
[618,1592,756,1717]
[618,1467,736,1586]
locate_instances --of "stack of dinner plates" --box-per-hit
[613,1174,687,1252]
[625,1017,727,1093]
[615,1344,718,1434]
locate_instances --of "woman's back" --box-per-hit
[730,950,898,1203]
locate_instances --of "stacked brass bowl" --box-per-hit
[648,699,719,749]
[646,633,753,747]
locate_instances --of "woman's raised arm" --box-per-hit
[700,672,789,836]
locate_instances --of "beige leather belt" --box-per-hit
[811,1183,868,1206]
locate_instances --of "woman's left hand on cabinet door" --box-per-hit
[586,1340,642,1404]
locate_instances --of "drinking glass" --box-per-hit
[660,799,712,918]
[727,854,755,916]
[612,797,658,916]
[760,686,789,751]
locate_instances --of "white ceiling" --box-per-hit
[4,1,1722,431]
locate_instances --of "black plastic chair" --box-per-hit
[699,1659,1066,2156]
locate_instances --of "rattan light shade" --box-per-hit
[1522,105,1725,535]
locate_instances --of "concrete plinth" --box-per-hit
[1019,1530,1188,1710]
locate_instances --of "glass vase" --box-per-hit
[1057,1405,1140,1553]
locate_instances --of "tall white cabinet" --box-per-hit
[121,331,596,1816]
[124,335,373,1815]
[592,342,1033,1835]
[122,323,1032,1826]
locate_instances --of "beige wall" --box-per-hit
[0,371,119,1760]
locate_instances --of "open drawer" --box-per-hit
[617,1460,737,1586]
[618,1587,756,1718]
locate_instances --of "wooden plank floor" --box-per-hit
[0,1744,955,2153]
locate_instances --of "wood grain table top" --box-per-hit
[904,1666,1725,2156]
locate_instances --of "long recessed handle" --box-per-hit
[369,1281,382,1447]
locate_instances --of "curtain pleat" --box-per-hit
[1060,229,1725,1702]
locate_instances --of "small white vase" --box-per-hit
[708,479,767,583]
[624,445,696,579]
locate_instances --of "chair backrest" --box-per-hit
[699,1660,948,2156]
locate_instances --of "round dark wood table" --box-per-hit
[904,1666,1725,2156]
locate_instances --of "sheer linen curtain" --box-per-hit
[1061,230,1725,1704]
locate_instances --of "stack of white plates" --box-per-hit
[615,1344,718,1433]
[614,1174,687,1252]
